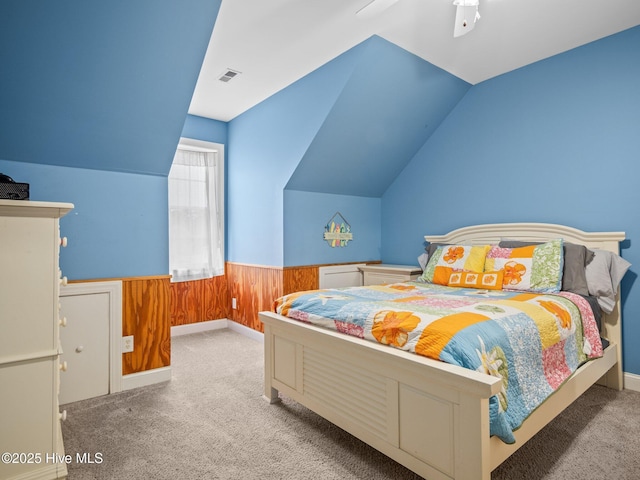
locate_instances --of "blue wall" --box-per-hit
[0,2,221,280]
[381,26,640,374]
[0,159,168,280]
[182,115,228,145]
[284,190,381,266]
[227,41,359,266]
[0,116,226,280]
[228,36,469,266]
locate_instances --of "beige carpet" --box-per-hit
[61,329,640,479]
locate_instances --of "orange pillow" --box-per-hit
[421,244,492,285]
[447,270,504,290]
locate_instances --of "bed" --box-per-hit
[259,223,627,480]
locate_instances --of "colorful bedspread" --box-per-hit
[273,282,603,444]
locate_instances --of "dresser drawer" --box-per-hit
[0,216,57,356]
[0,359,57,479]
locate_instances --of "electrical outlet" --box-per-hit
[232,297,237,310]
[122,335,134,353]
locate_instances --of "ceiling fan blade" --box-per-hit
[453,4,479,37]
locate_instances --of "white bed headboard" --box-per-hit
[424,222,626,389]
[424,222,625,254]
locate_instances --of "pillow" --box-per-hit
[585,249,631,314]
[417,243,448,278]
[421,244,491,285]
[448,270,504,290]
[425,242,447,262]
[417,252,429,271]
[498,240,594,296]
[486,239,564,293]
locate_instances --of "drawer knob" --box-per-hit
[59,410,67,421]
[60,237,68,247]
[60,276,68,286]
[59,317,67,327]
[60,361,68,372]
[76,345,84,353]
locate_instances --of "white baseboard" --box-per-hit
[227,320,264,342]
[624,372,640,392]
[171,318,264,342]
[171,319,228,336]
[122,366,172,391]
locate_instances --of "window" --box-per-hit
[168,138,224,282]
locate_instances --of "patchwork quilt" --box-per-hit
[273,282,603,443]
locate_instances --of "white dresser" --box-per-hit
[0,200,73,480]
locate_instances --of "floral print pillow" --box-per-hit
[485,239,564,293]
[421,244,492,285]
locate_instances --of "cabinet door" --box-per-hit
[0,216,57,357]
[59,292,110,404]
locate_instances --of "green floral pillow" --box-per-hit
[485,239,564,293]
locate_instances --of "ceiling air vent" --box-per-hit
[218,69,241,83]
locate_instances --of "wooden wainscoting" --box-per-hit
[226,263,283,333]
[169,275,229,326]
[167,264,322,334]
[226,261,378,334]
[283,265,319,294]
[69,261,375,377]
[122,275,171,375]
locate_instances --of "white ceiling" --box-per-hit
[188,0,640,122]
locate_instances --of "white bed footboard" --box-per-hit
[261,312,502,480]
[261,312,620,479]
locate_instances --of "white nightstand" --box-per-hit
[359,264,423,286]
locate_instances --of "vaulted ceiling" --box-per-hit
[189,0,640,122]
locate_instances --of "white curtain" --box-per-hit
[168,147,223,282]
